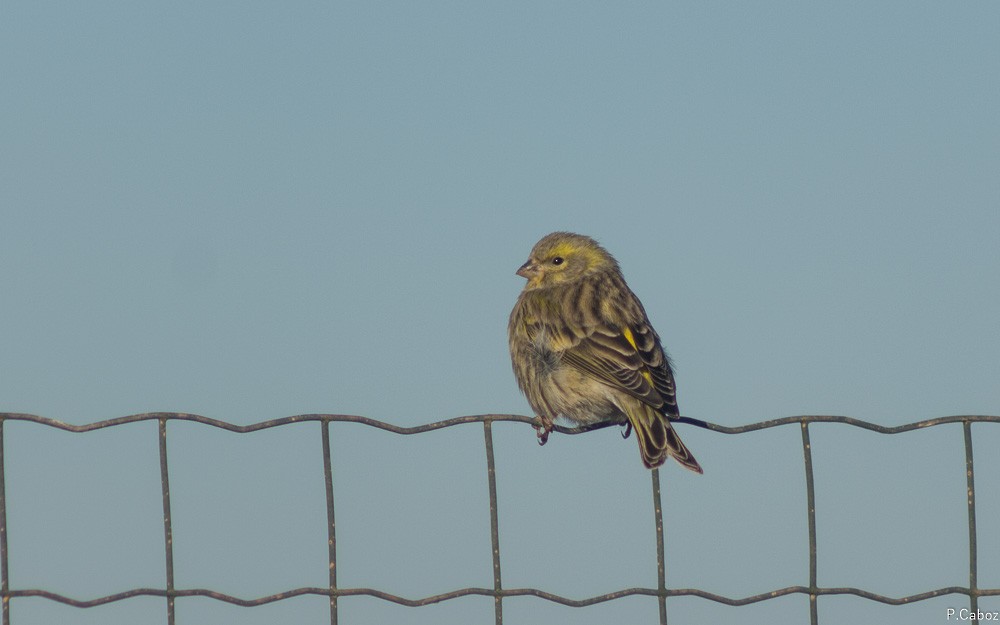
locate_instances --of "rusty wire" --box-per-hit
[1,412,998,625]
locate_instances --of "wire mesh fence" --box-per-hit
[1,411,998,625]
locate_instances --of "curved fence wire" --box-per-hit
[1,411,998,625]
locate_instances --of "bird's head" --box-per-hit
[516,231,618,290]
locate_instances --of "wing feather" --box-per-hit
[560,323,678,414]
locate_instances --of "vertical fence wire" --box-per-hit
[157,418,176,625]
[651,468,667,625]
[964,420,978,617]
[801,422,818,625]
[483,420,503,625]
[0,421,8,625]
[321,421,339,625]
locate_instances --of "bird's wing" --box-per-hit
[560,323,678,414]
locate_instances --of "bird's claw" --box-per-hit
[534,416,553,446]
[621,421,633,439]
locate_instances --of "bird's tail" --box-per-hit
[624,401,703,473]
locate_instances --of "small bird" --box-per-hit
[508,232,702,472]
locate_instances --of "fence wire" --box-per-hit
[1,412,998,624]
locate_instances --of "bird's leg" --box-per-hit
[534,415,554,446]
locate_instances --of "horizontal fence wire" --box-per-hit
[1,412,998,625]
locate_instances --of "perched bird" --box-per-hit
[508,232,702,472]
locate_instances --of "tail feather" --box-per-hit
[625,402,703,473]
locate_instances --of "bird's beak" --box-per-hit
[516,260,538,279]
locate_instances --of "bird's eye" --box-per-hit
[552,257,564,265]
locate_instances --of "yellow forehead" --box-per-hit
[528,232,615,274]
[546,242,579,258]
[537,239,599,260]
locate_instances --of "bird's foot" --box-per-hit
[534,416,554,446]
[621,420,633,439]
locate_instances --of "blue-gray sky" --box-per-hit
[2,2,998,624]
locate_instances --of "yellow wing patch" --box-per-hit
[622,327,655,386]
[622,327,638,350]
